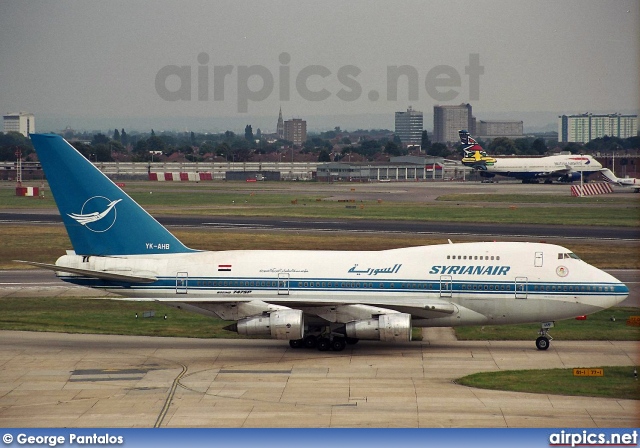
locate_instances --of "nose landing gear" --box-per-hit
[536,322,554,350]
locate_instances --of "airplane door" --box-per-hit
[515,276,528,299]
[534,252,543,267]
[176,272,188,294]
[278,273,290,295]
[440,275,453,298]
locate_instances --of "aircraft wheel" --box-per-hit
[536,336,550,351]
[303,335,317,349]
[345,337,359,345]
[317,337,331,351]
[331,338,346,352]
[289,339,303,349]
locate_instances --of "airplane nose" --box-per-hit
[616,282,630,305]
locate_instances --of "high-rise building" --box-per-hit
[433,104,475,143]
[394,106,423,146]
[476,120,523,139]
[284,118,307,146]
[558,113,638,143]
[3,112,35,137]
[277,107,284,139]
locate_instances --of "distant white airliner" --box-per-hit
[459,130,603,183]
[20,134,628,351]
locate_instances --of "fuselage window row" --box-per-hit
[447,255,501,261]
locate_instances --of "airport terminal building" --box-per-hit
[316,156,462,182]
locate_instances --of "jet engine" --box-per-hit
[559,172,582,182]
[336,313,412,342]
[224,309,304,340]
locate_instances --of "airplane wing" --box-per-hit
[13,260,158,283]
[216,295,457,320]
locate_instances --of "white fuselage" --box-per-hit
[55,241,628,327]
[487,155,602,180]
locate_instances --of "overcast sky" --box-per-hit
[1,0,638,132]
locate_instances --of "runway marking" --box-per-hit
[69,377,143,382]
[154,363,187,428]
[203,222,272,228]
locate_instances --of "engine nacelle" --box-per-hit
[343,313,412,342]
[234,309,304,340]
[559,172,582,183]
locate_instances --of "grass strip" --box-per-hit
[456,366,640,400]
[455,307,640,341]
[2,183,638,227]
[0,297,242,339]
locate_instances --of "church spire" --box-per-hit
[277,107,284,139]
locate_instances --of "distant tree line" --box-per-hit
[1,129,638,163]
[0,132,34,161]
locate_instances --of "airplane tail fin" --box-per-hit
[458,129,485,155]
[458,130,474,146]
[30,134,195,256]
[598,168,620,184]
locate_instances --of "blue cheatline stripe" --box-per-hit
[60,275,628,296]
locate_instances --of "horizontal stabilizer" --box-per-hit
[13,260,157,283]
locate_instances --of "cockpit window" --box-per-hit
[558,252,581,260]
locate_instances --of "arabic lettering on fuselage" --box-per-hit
[348,264,402,276]
[429,265,511,276]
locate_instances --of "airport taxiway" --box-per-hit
[0,331,637,428]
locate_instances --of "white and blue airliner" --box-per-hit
[21,134,629,351]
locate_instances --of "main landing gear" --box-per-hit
[536,322,554,350]
[288,329,358,352]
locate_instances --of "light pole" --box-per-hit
[579,153,584,197]
[612,150,615,174]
